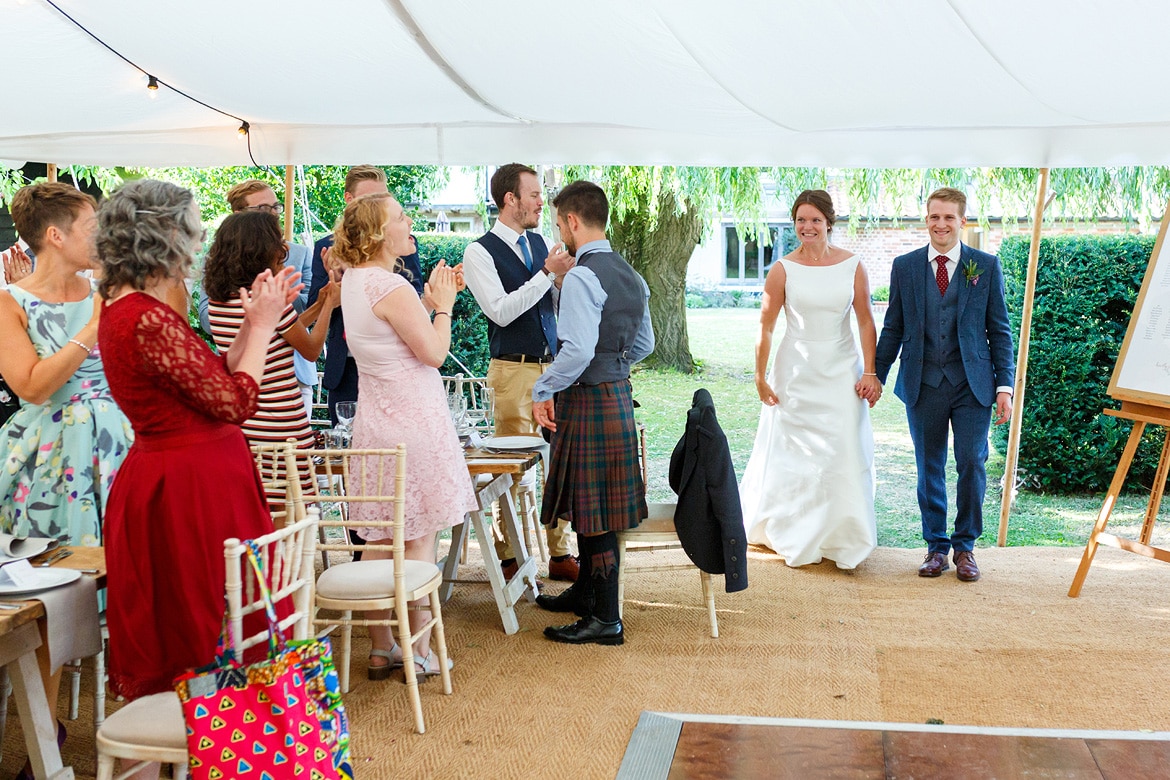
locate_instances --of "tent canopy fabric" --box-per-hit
[5,0,1170,168]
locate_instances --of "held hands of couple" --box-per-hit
[855,374,882,408]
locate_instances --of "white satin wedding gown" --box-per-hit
[739,256,877,569]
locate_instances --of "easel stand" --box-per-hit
[1069,401,1170,597]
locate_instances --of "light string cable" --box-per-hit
[41,0,265,168]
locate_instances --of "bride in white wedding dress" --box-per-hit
[740,190,881,569]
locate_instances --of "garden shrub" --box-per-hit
[871,285,889,302]
[994,234,1163,492]
[415,234,490,376]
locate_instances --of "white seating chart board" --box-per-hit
[1109,202,1170,406]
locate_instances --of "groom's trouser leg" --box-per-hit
[906,385,952,554]
[951,383,991,553]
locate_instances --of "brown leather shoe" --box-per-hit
[953,550,980,582]
[547,555,580,582]
[918,551,949,577]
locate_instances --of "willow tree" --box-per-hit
[563,165,774,372]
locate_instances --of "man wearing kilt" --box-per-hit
[532,181,655,645]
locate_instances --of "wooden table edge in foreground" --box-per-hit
[441,450,542,634]
[0,545,106,780]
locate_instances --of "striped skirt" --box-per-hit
[541,380,647,535]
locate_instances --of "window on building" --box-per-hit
[723,223,798,283]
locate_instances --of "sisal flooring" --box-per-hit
[3,543,1169,779]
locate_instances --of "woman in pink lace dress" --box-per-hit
[331,192,477,680]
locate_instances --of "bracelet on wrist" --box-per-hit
[68,338,92,354]
[433,311,452,319]
[862,372,877,376]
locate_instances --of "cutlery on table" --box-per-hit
[36,549,72,567]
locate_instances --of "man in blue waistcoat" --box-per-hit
[464,164,578,582]
[875,188,1015,582]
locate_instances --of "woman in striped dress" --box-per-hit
[203,211,339,502]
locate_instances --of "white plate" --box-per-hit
[482,436,546,451]
[0,567,81,596]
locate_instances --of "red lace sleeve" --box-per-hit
[134,304,260,424]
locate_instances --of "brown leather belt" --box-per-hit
[494,353,553,364]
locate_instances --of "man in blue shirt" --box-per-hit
[532,181,655,645]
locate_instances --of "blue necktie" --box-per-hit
[517,234,533,272]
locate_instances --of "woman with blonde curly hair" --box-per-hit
[329,192,477,680]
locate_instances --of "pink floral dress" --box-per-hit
[340,266,477,540]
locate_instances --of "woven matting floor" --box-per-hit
[4,543,1169,779]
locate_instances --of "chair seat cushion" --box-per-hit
[98,691,186,749]
[316,558,440,600]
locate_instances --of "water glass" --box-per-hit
[335,401,356,430]
[479,386,495,436]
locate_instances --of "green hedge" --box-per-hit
[415,234,491,377]
[994,234,1163,492]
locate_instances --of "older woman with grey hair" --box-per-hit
[96,179,300,703]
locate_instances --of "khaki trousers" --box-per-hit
[487,358,572,558]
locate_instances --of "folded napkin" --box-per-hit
[37,576,101,673]
[0,532,58,562]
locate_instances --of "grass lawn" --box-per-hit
[632,308,1167,549]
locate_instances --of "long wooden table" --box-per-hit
[439,449,543,634]
[0,546,106,780]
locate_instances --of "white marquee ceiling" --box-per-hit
[4,0,1170,167]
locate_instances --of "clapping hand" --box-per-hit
[241,268,299,330]
[423,260,458,315]
[2,244,33,284]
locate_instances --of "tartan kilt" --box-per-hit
[541,379,647,534]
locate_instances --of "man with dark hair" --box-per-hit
[532,180,654,645]
[307,165,424,424]
[464,163,579,582]
[875,187,1015,582]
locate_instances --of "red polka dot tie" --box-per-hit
[935,256,949,296]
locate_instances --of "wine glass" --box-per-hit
[335,401,356,431]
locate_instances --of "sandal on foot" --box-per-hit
[410,650,454,681]
[368,647,403,681]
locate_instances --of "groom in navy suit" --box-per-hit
[875,188,1015,582]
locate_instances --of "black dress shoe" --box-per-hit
[535,586,593,617]
[544,616,624,645]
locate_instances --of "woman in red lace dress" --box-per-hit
[96,180,300,700]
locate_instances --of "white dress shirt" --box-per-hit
[462,221,558,327]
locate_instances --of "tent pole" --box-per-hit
[46,164,57,183]
[283,165,294,242]
[997,167,1049,546]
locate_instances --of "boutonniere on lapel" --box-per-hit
[962,258,983,287]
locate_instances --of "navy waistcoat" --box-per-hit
[476,231,557,358]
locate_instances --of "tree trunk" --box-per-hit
[610,191,702,372]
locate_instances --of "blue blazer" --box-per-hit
[875,244,1015,408]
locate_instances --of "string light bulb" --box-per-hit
[238,121,250,138]
[146,74,159,99]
